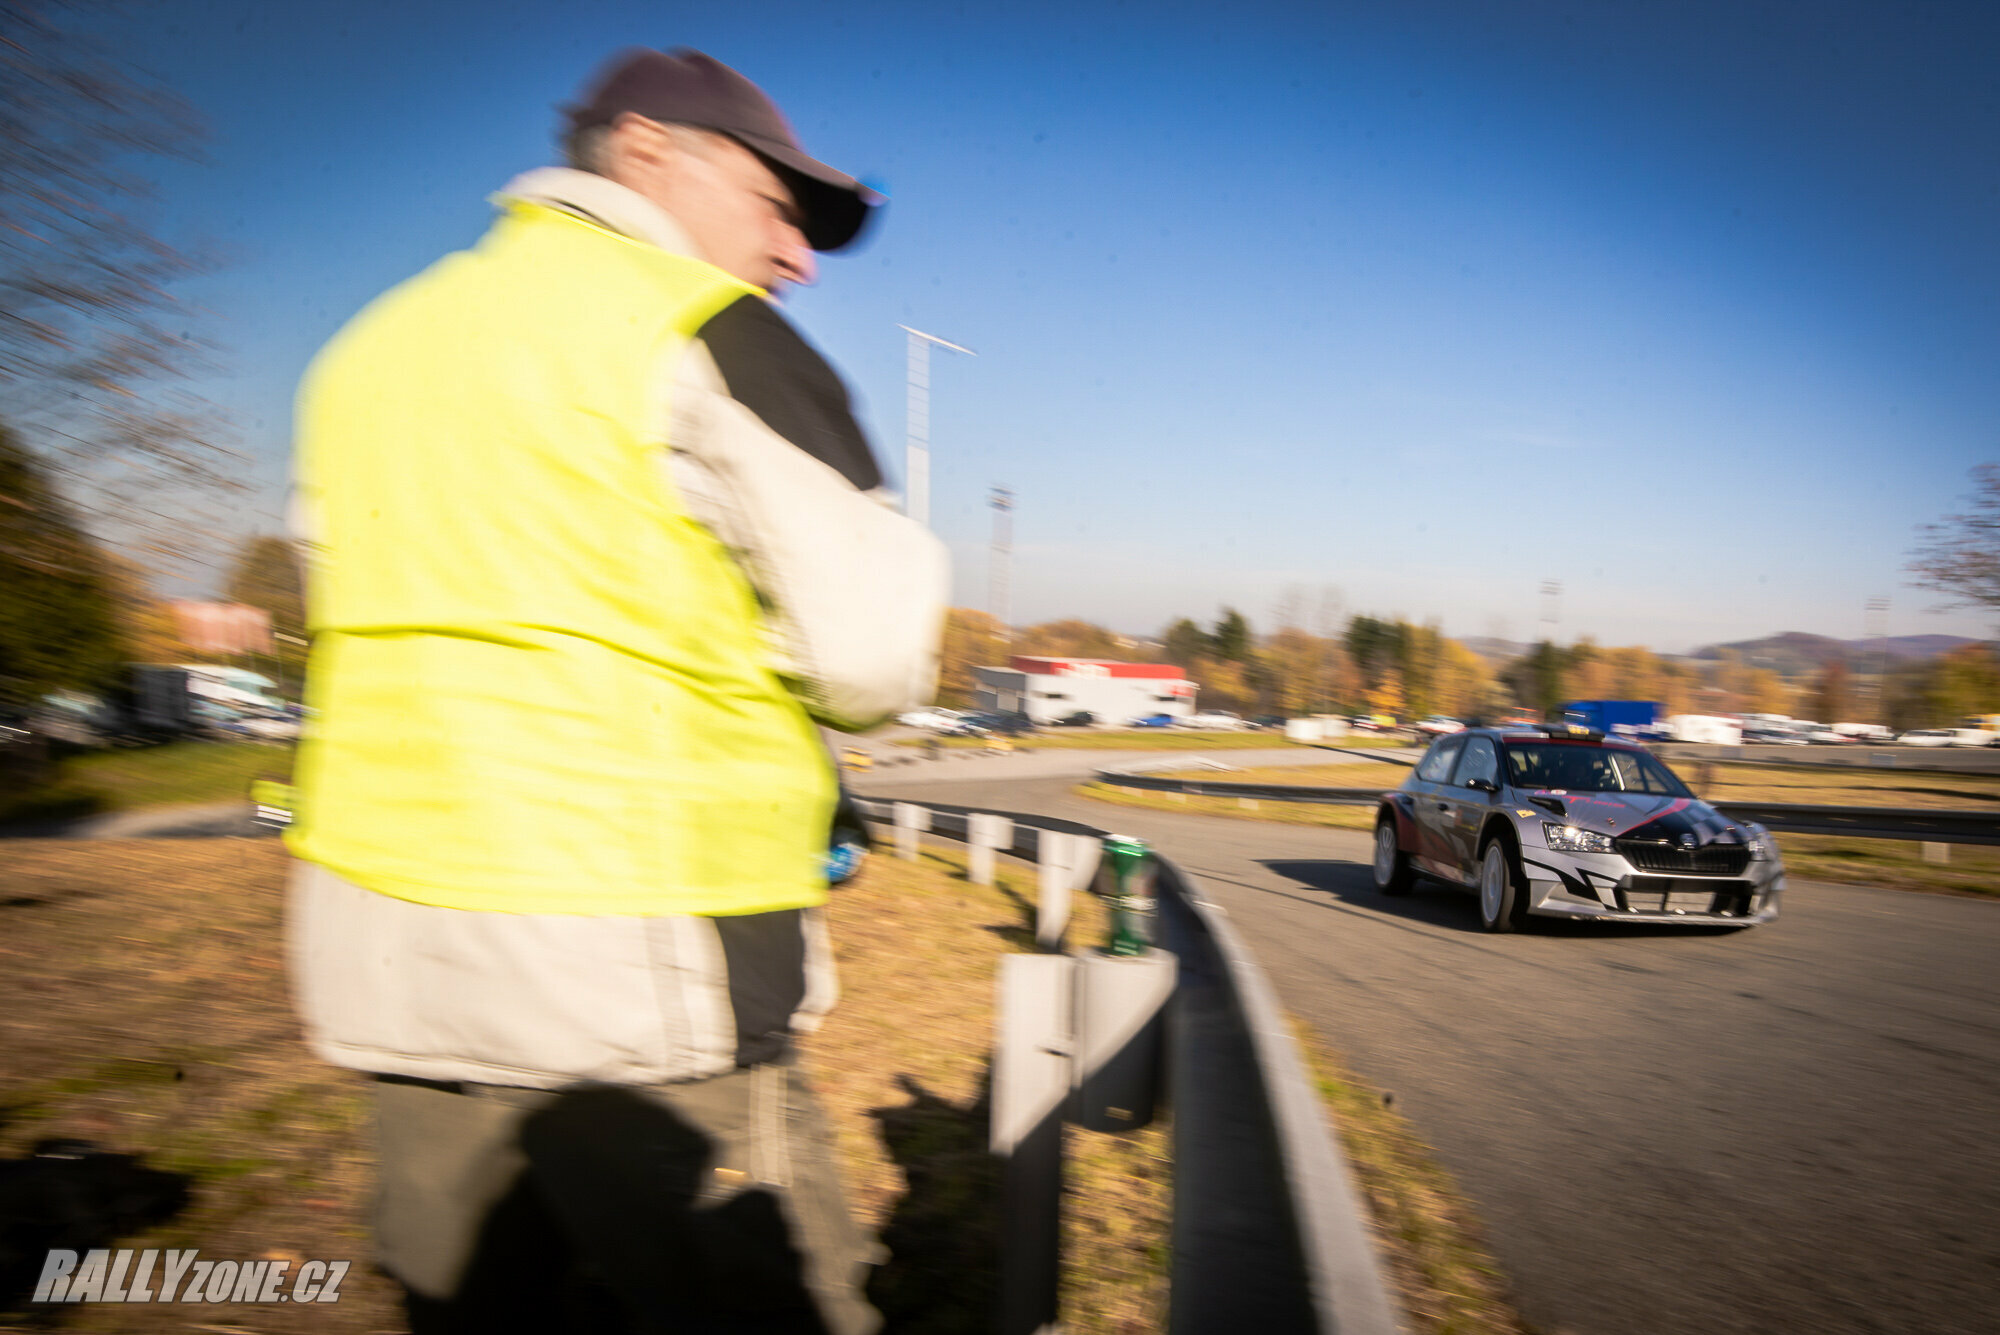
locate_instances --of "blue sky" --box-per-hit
[93,0,2000,652]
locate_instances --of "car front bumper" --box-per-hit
[1517,847,1784,925]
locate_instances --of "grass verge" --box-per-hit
[1077,780,1379,832]
[0,837,1167,1332]
[1151,760,1412,788]
[1290,1021,1535,1335]
[1,741,296,826]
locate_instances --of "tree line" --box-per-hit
[0,429,303,709]
[933,605,2000,730]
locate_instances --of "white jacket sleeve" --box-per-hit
[662,339,949,733]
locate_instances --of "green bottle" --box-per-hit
[1102,834,1156,957]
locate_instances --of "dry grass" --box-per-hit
[1152,760,1411,788]
[1077,781,1380,832]
[0,838,1169,1332]
[0,840,393,1334]
[1693,760,2000,808]
[1291,1023,1535,1335]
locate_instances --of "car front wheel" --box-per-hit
[1477,838,1525,933]
[1373,818,1414,896]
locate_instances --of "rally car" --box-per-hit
[1372,724,1783,932]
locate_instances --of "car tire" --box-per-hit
[1477,836,1527,933]
[1372,817,1414,896]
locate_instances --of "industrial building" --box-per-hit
[971,656,1197,725]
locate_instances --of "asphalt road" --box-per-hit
[858,765,2000,1335]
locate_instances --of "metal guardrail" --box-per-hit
[1707,801,2000,845]
[1091,771,2000,845]
[850,796,1401,1335]
[1654,741,2000,777]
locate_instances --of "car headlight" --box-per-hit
[1543,823,1614,854]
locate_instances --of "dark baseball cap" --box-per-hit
[564,48,881,252]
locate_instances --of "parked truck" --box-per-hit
[1560,700,1662,739]
[1664,714,1744,745]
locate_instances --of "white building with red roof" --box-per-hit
[971,656,1197,725]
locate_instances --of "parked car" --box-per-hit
[897,707,964,731]
[1895,728,1957,747]
[1416,715,1465,737]
[229,712,302,741]
[1249,714,1288,730]
[1372,723,1782,932]
[1127,713,1177,728]
[1788,721,1850,744]
[1181,710,1251,730]
[1050,710,1097,727]
[1350,714,1397,732]
[955,710,1036,737]
[1743,725,1810,746]
[1831,723,1895,743]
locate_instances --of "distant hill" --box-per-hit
[1689,632,1979,676]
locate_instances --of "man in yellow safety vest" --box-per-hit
[287,48,946,1332]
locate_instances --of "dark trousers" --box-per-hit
[373,1055,880,1334]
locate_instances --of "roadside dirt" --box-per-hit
[0,839,1166,1333]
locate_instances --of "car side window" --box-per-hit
[1414,736,1465,783]
[1453,736,1500,788]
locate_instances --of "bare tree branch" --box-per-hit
[1907,463,2000,618]
[0,0,238,574]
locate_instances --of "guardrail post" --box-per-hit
[1037,831,1100,949]
[893,802,930,862]
[969,813,1015,886]
[1071,948,1176,1131]
[993,954,1075,1335]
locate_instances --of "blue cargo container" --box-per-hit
[1560,700,1662,738]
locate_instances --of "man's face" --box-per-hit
[606,116,816,293]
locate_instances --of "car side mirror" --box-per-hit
[1465,777,1499,794]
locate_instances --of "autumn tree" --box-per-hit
[1564,638,1616,700]
[1502,640,1570,720]
[1013,618,1121,661]
[1260,627,1337,715]
[1161,618,1209,669]
[1344,615,1408,714]
[100,549,191,663]
[1922,644,2000,726]
[1810,659,1853,723]
[0,424,125,705]
[935,607,1006,707]
[1747,668,1793,716]
[224,533,307,687]
[1433,637,1497,719]
[1209,608,1252,662]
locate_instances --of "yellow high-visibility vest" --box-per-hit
[287,200,835,917]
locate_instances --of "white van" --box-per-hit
[1666,714,1743,745]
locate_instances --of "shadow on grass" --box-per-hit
[0,1136,193,1319]
[866,1073,1001,1334]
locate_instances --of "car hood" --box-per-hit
[1517,791,1747,845]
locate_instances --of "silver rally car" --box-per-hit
[1373,724,1783,932]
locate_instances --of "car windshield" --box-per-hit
[1502,743,1692,797]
